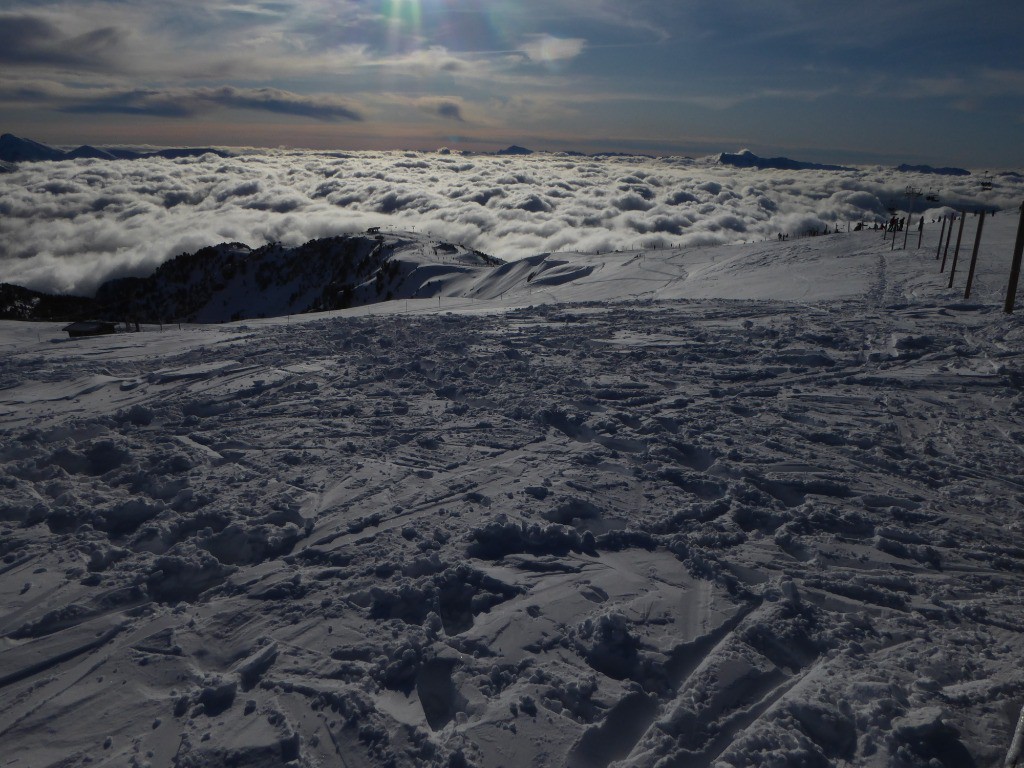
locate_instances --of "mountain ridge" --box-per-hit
[2,133,986,172]
[0,133,233,164]
[1,233,503,324]
[719,149,855,172]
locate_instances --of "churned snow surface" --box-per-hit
[2,217,1024,768]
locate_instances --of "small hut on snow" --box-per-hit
[62,320,117,338]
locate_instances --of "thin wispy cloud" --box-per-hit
[0,81,363,122]
[519,35,586,64]
[62,86,364,121]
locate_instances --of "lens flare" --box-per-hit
[383,0,422,50]
[381,0,510,57]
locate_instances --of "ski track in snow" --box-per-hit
[2,228,1024,767]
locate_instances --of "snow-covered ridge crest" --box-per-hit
[3,232,503,323]
[101,233,500,323]
[0,227,897,324]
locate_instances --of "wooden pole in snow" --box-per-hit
[903,191,917,249]
[1006,699,1024,767]
[945,213,967,284]
[935,216,947,260]
[1003,202,1024,314]
[941,213,957,271]
[963,210,987,299]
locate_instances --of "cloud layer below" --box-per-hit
[1,150,1020,295]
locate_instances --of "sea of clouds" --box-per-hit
[1,149,1021,295]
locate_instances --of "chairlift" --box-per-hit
[925,188,939,202]
[980,172,993,191]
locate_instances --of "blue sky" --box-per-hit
[2,0,1022,166]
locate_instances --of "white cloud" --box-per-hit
[1,150,1020,295]
[519,35,586,64]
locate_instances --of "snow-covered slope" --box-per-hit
[2,217,1024,767]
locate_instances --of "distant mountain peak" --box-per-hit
[719,149,853,172]
[496,145,534,156]
[66,145,118,161]
[0,133,66,162]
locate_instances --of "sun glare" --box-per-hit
[384,0,422,46]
